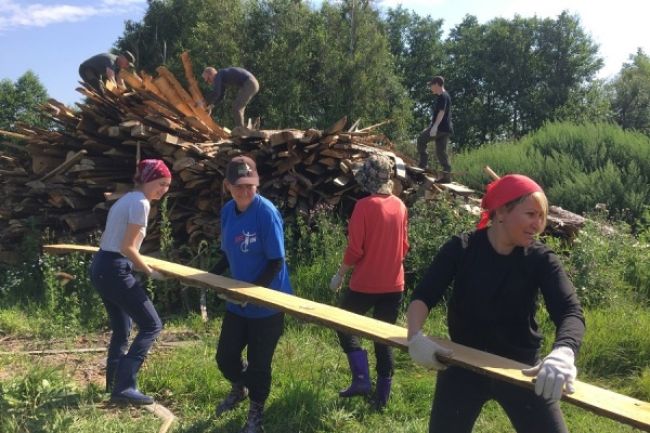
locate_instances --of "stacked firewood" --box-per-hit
[0,53,584,263]
[0,53,429,261]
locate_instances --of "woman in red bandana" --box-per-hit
[89,159,172,405]
[405,174,585,433]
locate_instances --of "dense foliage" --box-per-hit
[453,121,650,223]
[112,0,609,146]
[0,71,49,131]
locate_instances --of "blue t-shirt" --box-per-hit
[220,194,292,318]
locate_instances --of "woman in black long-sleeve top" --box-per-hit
[406,174,585,433]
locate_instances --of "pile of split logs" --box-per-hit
[0,52,584,263]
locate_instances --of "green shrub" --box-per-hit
[454,121,650,222]
[0,222,44,306]
[40,252,105,331]
[544,217,650,308]
[285,208,348,303]
[405,196,475,289]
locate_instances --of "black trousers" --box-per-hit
[429,366,568,433]
[336,290,403,378]
[216,311,284,403]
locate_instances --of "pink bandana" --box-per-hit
[477,174,543,229]
[134,159,171,184]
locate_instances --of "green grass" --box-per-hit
[1,149,649,431]
[1,312,647,433]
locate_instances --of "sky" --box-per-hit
[1,0,648,106]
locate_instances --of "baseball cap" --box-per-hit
[225,155,259,186]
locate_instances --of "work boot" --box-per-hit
[110,356,154,405]
[215,382,249,417]
[435,172,451,184]
[240,400,265,433]
[339,350,371,397]
[372,376,392,411]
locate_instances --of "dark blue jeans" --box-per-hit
[429,366,568,433]
[216,311,284,403]
[90,250,163,365]
[336,290,403,378]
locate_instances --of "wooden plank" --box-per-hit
[37,150,88,182]
[42,244,650,432]
[180,51,205,107]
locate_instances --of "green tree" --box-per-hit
[117,0,246,81]
[116,0,412,136]
[444,12,602,149]
[338,0,412,137]
[240,0,320,127]
[553,79,613,124]
[385,6,444,134]
[611,49,650,134]
[443,15,492,148]
[0,71,49,131]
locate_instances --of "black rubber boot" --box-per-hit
[372,376,392,411]
[240,400,265,433]
[215,382,249,417]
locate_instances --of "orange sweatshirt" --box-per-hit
[343,194,409,293]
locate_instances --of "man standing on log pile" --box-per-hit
[78,51,135,92]
[416,76,454,183]
[201,66,259,130]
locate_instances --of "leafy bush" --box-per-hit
[454,121,650,223]
[405,196,475,289]
[544,217,650,308]
[285,207,348,303]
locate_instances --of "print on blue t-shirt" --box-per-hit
[220,194,292,318]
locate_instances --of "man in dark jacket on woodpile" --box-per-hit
[202,66,259,129]
[78,51,135,92]
[417,75,454,183]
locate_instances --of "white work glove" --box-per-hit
[149,270,167,281]
[429,126,438,137]
[407,330,453,370]
[217,293,247,307]
[522,346,577,401]
[329,272,344,292]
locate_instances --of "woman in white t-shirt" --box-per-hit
[89,159,171,405]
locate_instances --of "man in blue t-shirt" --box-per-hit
[210,155,291,433]
[416,75,454,183]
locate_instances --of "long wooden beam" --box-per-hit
[42,244,650,432]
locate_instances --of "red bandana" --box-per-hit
[134,159,171,184]
[477,174,543,229]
